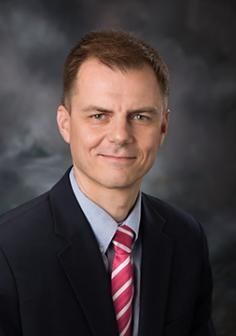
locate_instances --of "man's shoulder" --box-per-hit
[142,192,204,240]
[0,192,49,225]
[0,192,52,249]
[0,169,72,250]
[142,192,196,222]
[0,169,70,234]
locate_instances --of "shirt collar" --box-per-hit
[69,168,141,254]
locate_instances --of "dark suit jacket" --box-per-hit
[0,169,215,336]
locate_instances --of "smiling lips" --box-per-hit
[99,154,136,161]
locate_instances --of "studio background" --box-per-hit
[0,1,235,335]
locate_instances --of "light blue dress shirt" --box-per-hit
[69,168,141,336]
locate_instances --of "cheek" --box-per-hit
[71,126,102,152]
[140,132,160,155]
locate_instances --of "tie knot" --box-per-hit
[112,225,134,254]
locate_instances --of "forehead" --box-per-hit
[71,57,163,108]
[76,57,158,86]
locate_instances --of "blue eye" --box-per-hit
[132,113,150,121]
[92,113,105,119]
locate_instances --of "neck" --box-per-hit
[73,170,140,222]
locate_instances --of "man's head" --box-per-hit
[57,31,170,197]
[62,30,169,109]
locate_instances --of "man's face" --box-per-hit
[57,58,169,193]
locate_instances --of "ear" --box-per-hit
[160,109,170,145]
[56,105,71,144]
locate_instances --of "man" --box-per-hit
[0,31,215,335]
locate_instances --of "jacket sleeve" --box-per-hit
[0,248,22,336]
[190,224,216,336]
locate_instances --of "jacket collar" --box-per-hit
[49,169,119,336]
[138,193,174,336]
[49,169,174,336]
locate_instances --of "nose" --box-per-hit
[108,117,133,145]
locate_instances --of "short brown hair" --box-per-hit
[62,30,169,106]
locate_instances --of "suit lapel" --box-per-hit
[138,194,174,336]
[49,170,174,336]
[49,170,118,336]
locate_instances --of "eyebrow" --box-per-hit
[81,105,161,114]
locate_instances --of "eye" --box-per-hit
[131,113,150,121]
[91,113,106,120]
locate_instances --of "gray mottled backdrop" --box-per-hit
[0,0,235,334]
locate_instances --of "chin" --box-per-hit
[99,176,141,190]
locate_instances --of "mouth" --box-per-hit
[98,154,136,161]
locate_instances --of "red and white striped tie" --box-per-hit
[111,225,135,336]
